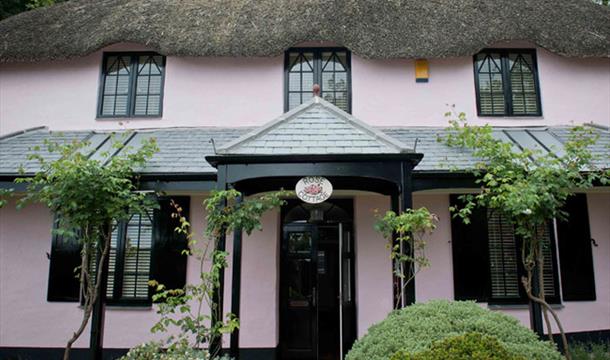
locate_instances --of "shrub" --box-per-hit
[569,341,610,360]
[391,332,525,360]
[119,341,232,360]
[346,300,562,360]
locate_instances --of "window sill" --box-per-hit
[477,115,544,119]
[96,116,163,121]
[488,303,564,310]
[78,304,153,310]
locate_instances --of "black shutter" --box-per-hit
[47,219,81,302]
[151,196,190,292]
[557,194,596,301]
[450,195,491,301]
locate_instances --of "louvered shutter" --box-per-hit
[509,53,539,115]
[47,219,81,302]
[557,194,596,301]
[151,197,190,293]
[450,196,491,301]
[475,52,506,116]
[486,209,523,302]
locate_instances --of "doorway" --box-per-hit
[280,200,356,360]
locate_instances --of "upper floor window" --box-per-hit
[474,50,541,117]
[98,53,166,118]
[285,48,351,113]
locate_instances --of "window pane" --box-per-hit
[121,210,153,300]
[510,53,538,115]
[476,53,506,116]
[487,209,520,299]
[321,50,349,111]
[287,51,315,110]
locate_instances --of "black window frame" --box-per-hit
[450,195,561,306]
[473,48,542,117]
[97,51,167,119]
[284,47,352,113]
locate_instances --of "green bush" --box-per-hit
[346,300,562,360]
[569,341,610,360]
[391,332,525,360]
[119,341,232,360]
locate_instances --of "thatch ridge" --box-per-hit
[1,0,609,63]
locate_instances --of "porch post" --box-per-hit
[229,195,243,358]
[400,161,415,306]
[390,193,401,309]
[211,165,228,355]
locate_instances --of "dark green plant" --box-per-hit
[569,342,610,360]
[16,134,158,360]
[374,208,438,308]
[123,189,287,359]
[442,110,609,357]
[345,300,562,360]
[391,332,526,360]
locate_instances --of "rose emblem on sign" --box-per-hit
[295,177,333,204]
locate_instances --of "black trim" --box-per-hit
[0,347,129,360]
[473,48,542,117]
[207,153,423,166]
[284,47,352,113]
[97,52,166,119]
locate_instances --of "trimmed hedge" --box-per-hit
[391,332,525,360]
[346,300,562,360]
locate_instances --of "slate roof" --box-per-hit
[217,97,412,155]
[1,125,608,177]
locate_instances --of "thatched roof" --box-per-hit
[1,0,609,63]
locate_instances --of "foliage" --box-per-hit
[374,207,438,308]
[16,134,158,360]
[442,110,609,356]
[119,341,232,360]
[124,189,287,358]
[569,342,610,360]
[0,0,66,20]
[0,188,13,208]
[345,300,562,360]
[391,332,526,360]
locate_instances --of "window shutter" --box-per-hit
[557,194,596,301]
[539,223,560,303]
[47,219,81,302]
[450,196,491,301]
[151,196,190,293]
[475,52,506,116]
[487,209,522,302]
[509,53,539,115]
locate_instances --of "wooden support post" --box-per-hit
[229,195,243,358]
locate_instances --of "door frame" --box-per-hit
[279,199,357,360]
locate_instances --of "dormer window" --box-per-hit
[285,48,351,113]
[474,49,542,117]
[98,52,166,118]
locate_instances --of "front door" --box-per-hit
[281,224,319,359]
[281,219,356,360]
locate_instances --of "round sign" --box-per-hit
[295,177,333,204]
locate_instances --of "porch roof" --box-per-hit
[0,124,608,178]
[216,97,412,155]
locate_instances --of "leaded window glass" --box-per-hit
[99,53,165,117]
[285,48,351,112]
[474,50,541,116]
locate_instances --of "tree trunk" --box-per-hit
[63,227,111,360]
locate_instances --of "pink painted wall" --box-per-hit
[412,192,610,334]
[2,42,609,136]
[0,199,91,348]
[237,210,281,348]
[354,195,394,337]
[413,194,455,302]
